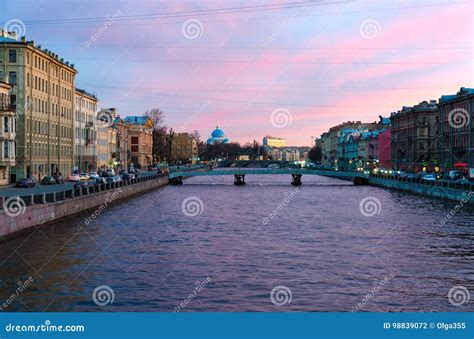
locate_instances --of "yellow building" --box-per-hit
[263,136,287,148]
[124,116,153,168]
[96,108,117,170]
[0,30,76,179]
[0,79,15,185]
[171,133,198,162]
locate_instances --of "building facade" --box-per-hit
[114,116,130,170]
[263,136,286,148]
[438,87,474,173]
[0,30,76,179]
[0,79,15,184]
[74,88,98,173]
[171,132,198,162]
[390,100,439,171]
[124,116,153,168]
[96,108,118,170]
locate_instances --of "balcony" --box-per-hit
[0,103,14,112]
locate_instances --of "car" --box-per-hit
[79,173,89,180]
[52,175,65,184]
[88,172,99,179]
[95,177,107,185]
[121,172,131,180]
[106,169,115,176]
[113,175,123,182]
[73,180,89,189]
[448,170,463,180]
[105,177,115,184]
[40,176,57,185]
[422,174,437,182]
[16,178,37,188]
[67,174,80,182]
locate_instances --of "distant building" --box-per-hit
[124,116,153,168]
[206,126,230,144]
[0,30,77,178]
[96,108,118,170]
[438,87,474,172]
[263,136,286,148]
[171,132,198,162]
[113,116,130,170]
[390,100,439,171]
[74,88,98,172]
[281,148,300,162]
[320,132,330,165]
[0,79,15,185]
[329,121,364,166]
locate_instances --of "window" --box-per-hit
[8,71,17,85]
[8,50,17,63]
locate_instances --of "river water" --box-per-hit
[0,173,473,312]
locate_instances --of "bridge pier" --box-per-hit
[291,174,302,186]
[353,177,368,186]
[234,174,246,186]
[170,176,183,185]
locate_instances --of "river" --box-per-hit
[0,173,473,312]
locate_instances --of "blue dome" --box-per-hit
[223,138,230,143]
[206,137,215,144]
[211,126,225,139]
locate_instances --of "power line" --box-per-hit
[68,57,474,64]
[21,0,350,25]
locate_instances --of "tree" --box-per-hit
[143,108,167,163]
[307,146,322,163]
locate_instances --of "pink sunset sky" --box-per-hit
[3,0,473,145]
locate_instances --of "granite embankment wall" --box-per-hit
[0,175,168,238]
[368,176,474,204]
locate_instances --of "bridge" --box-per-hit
[169,167,369,186]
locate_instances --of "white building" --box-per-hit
[0,79,15,185]
[74,88,98,172]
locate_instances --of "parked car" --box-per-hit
[79,173,89,180]
[121,172,131,180]
[88,172,99,179]
[52,175,65,184]
[73,180,89,189]
[113,175,123,182]
[40,176,58,185]
[106,169,115,176]
[105,177,115,184]
[95,177,107,185]
[16,177,37,188]
[422,174,437,182]
[448,170,463,180]
[67,174,80,182]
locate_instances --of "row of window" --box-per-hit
[75,98,97,111]
[28,96,73,119]
[26,118,72,138]
[25,142,73,157]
